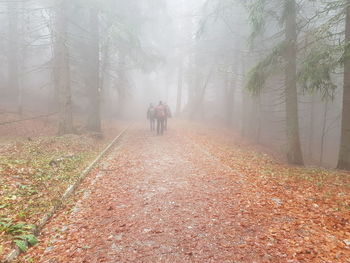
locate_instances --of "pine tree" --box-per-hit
[7,0,20,108]
[338,2,350,169]
[56,0,73,135]
[246,0,304,165]
[295,0,350,169]
[86,7,101,132]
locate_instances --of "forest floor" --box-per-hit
[11,121,350,263]
[0,113,122,260]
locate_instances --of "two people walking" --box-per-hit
[147,101,171,135]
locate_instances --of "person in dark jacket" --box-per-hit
[147,103,156,131]
[155,101,166,135]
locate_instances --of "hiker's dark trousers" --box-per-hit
[157,118,165,135]
[150,118,155,131]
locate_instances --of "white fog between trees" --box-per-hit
[1,0,350,170]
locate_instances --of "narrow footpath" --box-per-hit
[17,124,350,263]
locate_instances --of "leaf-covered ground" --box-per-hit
[0,115,121,259]
[13,122,350,262]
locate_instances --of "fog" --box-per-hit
[1,0,350,169]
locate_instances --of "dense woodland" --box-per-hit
[1,0,350,170]
[190,0,350,170]
[1,1,350,262]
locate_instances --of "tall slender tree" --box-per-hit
[295,0,350,169]
[87,8,101,132]
[246,0,304,165]
[176,58,184,116]
[56,0,73,135]
[284,0,303,164]
[7,0,20,109]
[338,3,350,169]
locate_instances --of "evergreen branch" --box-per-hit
[245,41,285,95]
[247,0,267,45]
[298,41,339,100]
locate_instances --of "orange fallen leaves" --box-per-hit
[183,123,350,263]
[12,123,350,263]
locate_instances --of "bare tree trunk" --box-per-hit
[308,95,315,160]
[87,8,101,132]
[284,0,304,165]
[191,68,213,119]
[240,62,248,137]
[225,69,235,126]
[320,100,328,165]
[337,3,350,169]
[101,38,110,99]
[18,1,26,115]
[189,70,201,119]
[186,51,199,116]
[176,59,183,116]
[116,52,127,118]
[100,36,111,117]
[18,51,24,115]
[164,71,170,102]
[48,10,59,111]
[241,91,249,137]
[56,0,73,135]
[226,56,239,127]
[255,96,262,143]
[7,0,20,107]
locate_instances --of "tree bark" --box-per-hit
[48,10,59,111]
[284,0,304,165]
[308,95,315,160]
[225,69,235,126]
[87,8,101,132]
[254,96,262,143]
[337,3,350,169]
[191,68,213,119]
[176,59,183,116]
[320,100,328,165]
[226,55,239,127]
[116,52,127,118]
[100,37,110,103]
[18,0,26,115]
[56,0,73,135]
[7,0,20,105]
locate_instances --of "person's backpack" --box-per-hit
[156,105,166,118]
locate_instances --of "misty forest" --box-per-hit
[0,0,350,262]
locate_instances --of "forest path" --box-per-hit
[17,124,350,263]
[23,124,266,263]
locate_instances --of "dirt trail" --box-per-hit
[16,125,350,263]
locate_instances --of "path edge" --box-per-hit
[3,125,131,263]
